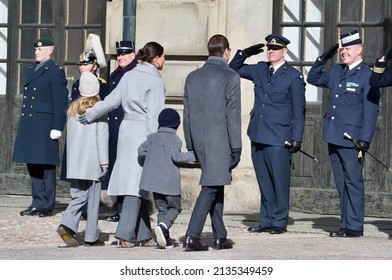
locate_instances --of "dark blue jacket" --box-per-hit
[13,59,69,166]
[369,59,392,88]
[307,59,380,147]
[229,51,306,146]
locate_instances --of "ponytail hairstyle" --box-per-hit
[136,41,164,64]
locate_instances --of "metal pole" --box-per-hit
[123,0,136,41]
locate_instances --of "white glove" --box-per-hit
[50,129,62,140]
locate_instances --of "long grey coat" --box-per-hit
[66,115,108,181]
[183,56,241,186]
[138,127,196,196]
[85,62,166,198]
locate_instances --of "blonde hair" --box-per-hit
[67,95,101,118]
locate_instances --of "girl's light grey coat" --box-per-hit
[138,127,196,196]
[66,115,108,180]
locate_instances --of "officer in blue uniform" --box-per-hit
[105,41,138,222]
[229,34,306,234]
[369,44,392,240]
[70,51,109,102]
[13,38,69,217]
[307,30,380,237]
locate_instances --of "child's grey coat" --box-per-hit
[138,127,195,195]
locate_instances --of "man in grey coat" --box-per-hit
[182,34,242,251]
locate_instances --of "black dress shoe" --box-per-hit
[84,239,105,247]
[39,209,53,217]
[213,238,233,250]
[345,229,363,237]
[106,213,120,222]
[183,236,208,251]
[269,227,287,234]
[247,225,272,233]
[20,207,41,216]
[329,228,346,237]
[57,225,79,247]
[389,233,392,240]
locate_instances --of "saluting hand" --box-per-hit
[242,43,265,58]
[383,45,392,62]
[320,43,339,61]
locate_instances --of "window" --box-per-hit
[0,0,8,95]
[279,0,326,102]
[65,0,105,90]
[12,0,105,95]
[17,0,57,94]
[276,0,384,102]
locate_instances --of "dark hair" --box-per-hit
[136,42,164,63]
[207,34,230,57]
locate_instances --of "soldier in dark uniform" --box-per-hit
[307,30,380,237]
[369,44,392,240]
[14,38,69,217]
[229,34,306,235]
[105,41,138,222]
[70,51,109,102]
[60,51,109,220]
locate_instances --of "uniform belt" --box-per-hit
[123,114,146,121]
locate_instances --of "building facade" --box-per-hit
[1,0,392,217]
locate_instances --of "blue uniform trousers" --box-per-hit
[328,144,365,231]
[251,142,291,229]
[27,163,56,209]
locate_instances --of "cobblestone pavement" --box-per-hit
[1,195,392,260]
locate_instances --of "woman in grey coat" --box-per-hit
[79,42,166,248]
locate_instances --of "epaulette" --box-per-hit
[98,77,107,84]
